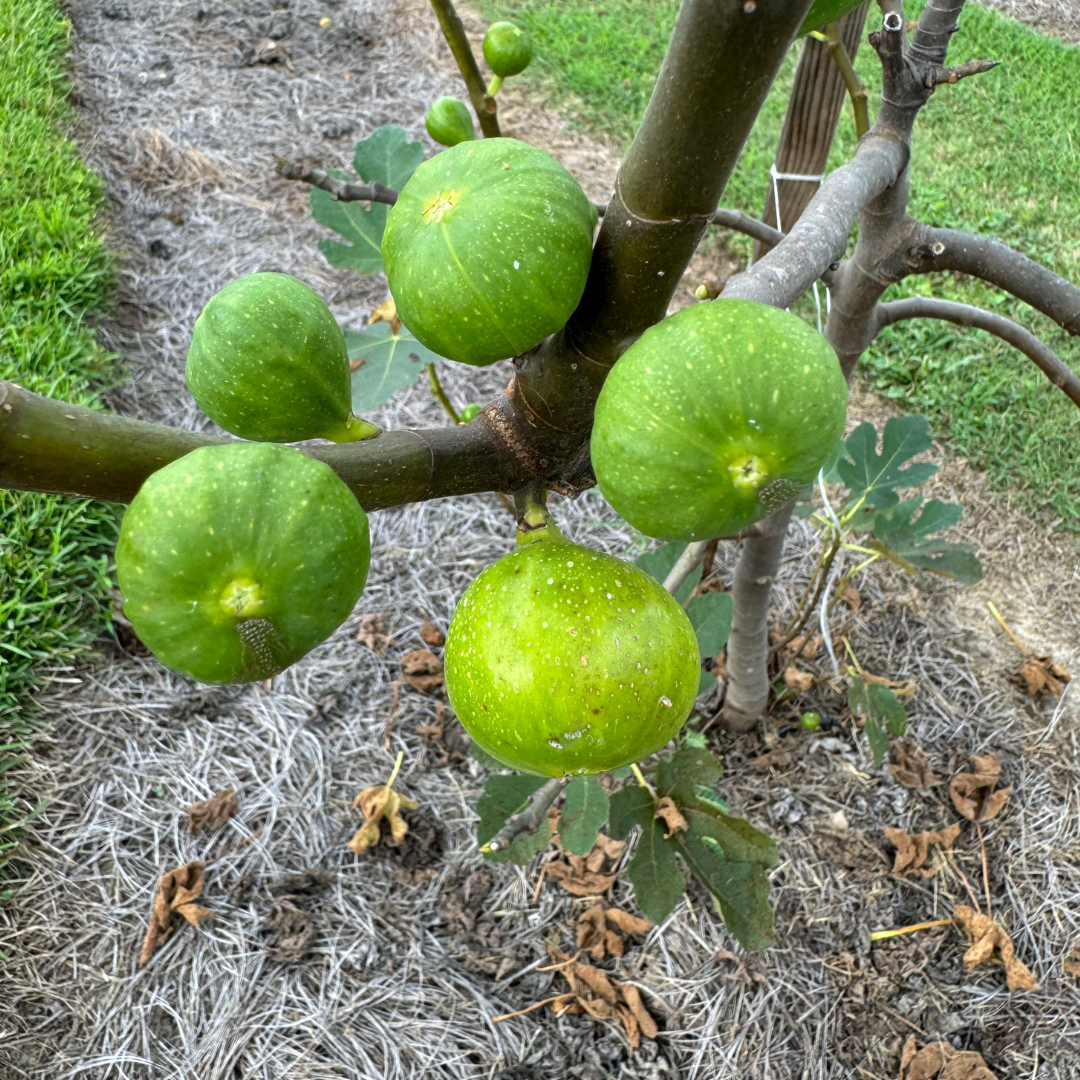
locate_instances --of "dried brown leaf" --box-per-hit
[889,743,940,790]
[419,620,445,647]
[356,613,390,657]
[788,634,822,660]
[369,295,402,335]
[348,770,419,855]
[1010,654,1071,696]
[399,648,444,692]
[546,857,618,897]
[783,667,814,693]
[1063,947,1080,978]
[954,905,1038,991]
[884,823,961,879]
[842,584,862,611]
[654,796,688,839]
[746,748,793,770]
[604,908,653,936]
[950,754,1012,823]
[187,788,238,834]
[617,981,659,1040]
[575,902,652,960]
[862,671,916,697]
[899,1034,999,1080]
[140,860,213,965]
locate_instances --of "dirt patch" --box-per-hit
[975,0,1080,44]
[1,1,1079,1078]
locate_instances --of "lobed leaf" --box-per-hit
[655,746,723,806]
[849,676,907,768]
[626,813,685,924]
[559,775,611,857]
[869,498,983,584]
[344,324,439,411]
[836,415,938,511]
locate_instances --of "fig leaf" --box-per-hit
[849,675,907,767]
[344,323,441,411]
[559,776,611,857]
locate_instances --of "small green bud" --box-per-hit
[800,711,822,731]
[458,403,481,424]
[694,284,710,301]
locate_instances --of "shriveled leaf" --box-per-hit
[344,323,439,412]
[476,774,549,864]
[849,675,907,767]
[559,775,610,857]
[899,1034,999,1080]
[546,855,618,896]
[889,742,941,790]
[783,667,814,693]
[187,788,238,834]
[685,591,733,659]
[356,612,391,656]
[398,648,444,692]
[884,823,961,878]
[836,415,937,510]
[1011,654,1071,696]
[954,904,1038,991]
[419,620,445,647]
[654,796,687,839]
[368,295,402,335]
[672,808,777,951]
[949,754,1011,823]
[140,860,213,965]
[311,125,423,275]
[349,775,418,853]
[654,746,724,807]
[635,543,700,605]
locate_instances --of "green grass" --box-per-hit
[0,0,120,892]
[480,0,1080,530]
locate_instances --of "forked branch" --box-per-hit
[876,297,1080,409]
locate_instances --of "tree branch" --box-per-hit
[0,381,521,508]
[663,540,710,595]
[274,157,397,205]
[482,776,569,854]
[428,0,500,138]
[876,297,1080,409]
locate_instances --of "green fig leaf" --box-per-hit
[627,814,685,924]
[608,784,654,841]
[685,592,733,659]
[655,746,724,807]
[849,675,907,768]
[867,498,983,584]
[558,775,610,856]
[344,324,441,411]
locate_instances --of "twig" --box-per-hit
[928,58,1000,86]
[769,534,842,659]
[986,601,1030,655]
[869,918,957,941]
[491,994,565,1023]
[274,157,397,205]
[426,365,460,424]
[537,950,582,973]
[481,776,569,853]
[876,297,1080,410]
[663,540,710,597]
[427,0,500,138]
[824,23,870,139]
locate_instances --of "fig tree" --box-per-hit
[425,95,474,147]
[444,508,700,776]
[186,272,377,444]
[116,443,370,685]
[591,298,848,541]
[381,138,597,366]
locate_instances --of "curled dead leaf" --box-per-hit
[1010,654,1071,696]
[419,620,445,647]
[654,796,688,839]
[862,671,916,697]
[399,648,444,692]
[787,633,822,661]
[187,788,238,834]
[1063,947,1080,978]
[949,754,1011,823]
[369,296,402,335]
[356,612,391,657]
[889,743,940,790]
[953,904,1038,991]
[140,860,213,965]
[547,833,625,897]
[899,1034,999,1080]
[783,667,814,694]
[348,755,418,854]
[884,823,961,879]
[842,584,861,611]
[575,901,652,960]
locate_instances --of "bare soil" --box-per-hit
[1,2,1078,1078]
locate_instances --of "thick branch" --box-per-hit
[876,297,1080,409]
[482,776,569,854]
[274,158,397,205]
[0,381,520,508]
[904,226,1080,337]
[428,0,500,138]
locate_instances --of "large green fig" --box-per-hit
[425,95,474,147]
[116,443,370,685]
[186,272,377,444]
[591,298,848,541]
[381,138,597,366]
[444,509,700,776]
[483,21,533,79]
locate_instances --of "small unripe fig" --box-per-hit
[800,711,822,731]
[483,21,533,79]
[425,95,474,147]
[445,510,700,775]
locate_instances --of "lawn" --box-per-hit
[0,0,120,895]
[479,0,1080,530]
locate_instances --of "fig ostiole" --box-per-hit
[444,507,700,776]
[186,272,379,445]
[591,297,848,541]
[116,442,370,685]
[381,138,597,367]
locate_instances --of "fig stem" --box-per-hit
[486,75,503,97]
[629,763,655,798]
[386,749,405,790]
[426,364,460,424]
